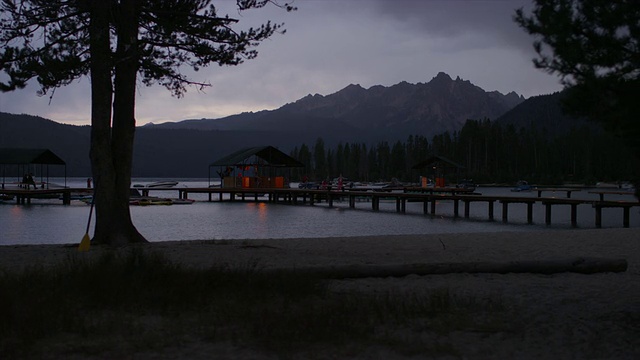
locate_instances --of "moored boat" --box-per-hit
[128,197,194,206]
[170,198,196,205]
[511,180,532,192]
[456,179,476,192]
[130,198,173,206]
[132,181,179,188]
[147,181,179,188]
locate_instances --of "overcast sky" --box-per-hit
[0,0,564,126]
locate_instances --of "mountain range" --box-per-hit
[146,72,525,143]
[0,72,585,177]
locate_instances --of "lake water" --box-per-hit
[1,178,638,245]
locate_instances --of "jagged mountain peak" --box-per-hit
[433,71,453,82]
[341,83,365,91]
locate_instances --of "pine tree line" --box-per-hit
[289,119,639,185]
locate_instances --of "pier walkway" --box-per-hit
[0,187,92,205]
[1,186,638,229]
[141,186,640,229]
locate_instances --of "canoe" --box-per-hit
[170,198,195,205]
[130,198,173,206]
[132,181,179,188]
[146,181,179,188]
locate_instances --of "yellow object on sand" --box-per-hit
[78,233,90,252]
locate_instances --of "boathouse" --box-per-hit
[0,148,67,189]
[209,146,304,188]
[412,154,465,187]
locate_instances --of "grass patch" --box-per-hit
[0,248,516,358]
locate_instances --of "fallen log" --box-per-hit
[283,257,628,279]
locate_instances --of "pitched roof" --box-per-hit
[210,146,303,167]
[0,148,66,165]
[411,154,464,169]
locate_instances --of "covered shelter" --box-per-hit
[0,148,67,189]
[209,146,304,188]
[411,154,465,187]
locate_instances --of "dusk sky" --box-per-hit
[0,0,564,126]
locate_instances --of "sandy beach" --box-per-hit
[1,228,639,359]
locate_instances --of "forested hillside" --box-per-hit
[289,119,639,185]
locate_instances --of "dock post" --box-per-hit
[570,204,577,228]
[623,207,630,228]
[545,204,552,225]
[423,199,429,214]
[502,202,508,222]
[430,197,436,214]
[464,200,470,218]
[453,199,459,218]
[488,201,494,220]
[527,202,533,224]
[595,205,602,228]
[62,190,71,205]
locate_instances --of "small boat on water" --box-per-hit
[130,198,173,206]
[169,198,196,205]
[511,180,532,192]
[147,181,179,188]
[133,181,179,188]
[456,179,476,192]
[129,197,195,206]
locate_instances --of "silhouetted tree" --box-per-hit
[0,0,293,245]
[515,0,640,196]
[313,138,327,180]
[390,140,407,180]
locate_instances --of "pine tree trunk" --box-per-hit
[89,0,146,246]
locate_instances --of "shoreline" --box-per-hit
[1,228,638,272]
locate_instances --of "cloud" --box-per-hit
[370,0,535,51]
[0,0,562,125]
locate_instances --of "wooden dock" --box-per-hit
[2,186,638,229]
[535,187,582,198]
[0,187,93,205]
[171,186,639,229]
